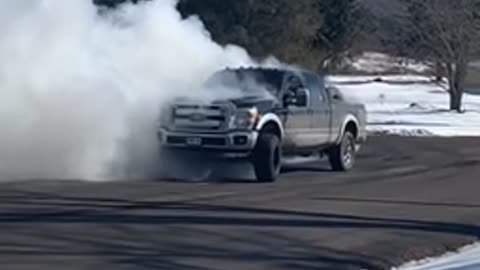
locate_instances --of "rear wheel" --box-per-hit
[329,131,356,171]
[252,133,282,182]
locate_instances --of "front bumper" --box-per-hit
[158,129,259,156]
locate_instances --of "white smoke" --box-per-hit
[0,0,257,180]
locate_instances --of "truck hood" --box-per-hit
[225,95,277,108]
[172,94,279,113]
[211,95,280,114]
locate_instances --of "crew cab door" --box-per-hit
[281,74,315,150]
[303,72,332,146]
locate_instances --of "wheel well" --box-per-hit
[345,121,358,138]
[260,122,282,139]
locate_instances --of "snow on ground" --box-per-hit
[392,243,480,270]
[328,75,480,137]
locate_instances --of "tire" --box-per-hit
[252,133,282,182]
[329,131,356,171]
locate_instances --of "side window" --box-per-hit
[303,72,326,106]
[283,75,309,108]
[285,75,303,92]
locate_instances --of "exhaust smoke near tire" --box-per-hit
[0,0,258,181]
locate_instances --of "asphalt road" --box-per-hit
[1,136,480,270]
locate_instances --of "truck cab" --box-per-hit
[158,67,367,182]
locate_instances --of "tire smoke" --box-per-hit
[0,0,256,180]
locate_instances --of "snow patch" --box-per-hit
[393,243,480,270]
[328,75,480,137]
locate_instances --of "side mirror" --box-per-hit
[295,88,309,107]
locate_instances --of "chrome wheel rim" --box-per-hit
[342,138,355,168]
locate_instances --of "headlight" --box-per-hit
[231,107,260,129]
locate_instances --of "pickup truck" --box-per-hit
[158,67,367,182]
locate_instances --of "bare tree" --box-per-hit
[398,0,480,112]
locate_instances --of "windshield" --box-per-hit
[205,69,284,96]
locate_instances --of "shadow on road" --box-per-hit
[280,165,331,174]
[1,191,480,269]
[156,161,333,183]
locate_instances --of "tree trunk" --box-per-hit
[446,60,467,113]
[449,89,463,113]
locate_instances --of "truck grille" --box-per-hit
[171,104,230,132]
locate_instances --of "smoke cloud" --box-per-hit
[0,0,257,180]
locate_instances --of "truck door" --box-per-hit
[303,72,332,146]
[282,74,315,149]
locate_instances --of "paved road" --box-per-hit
[1,136,480,270]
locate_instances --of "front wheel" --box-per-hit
[329,131,356,171]
[252,133,282,182]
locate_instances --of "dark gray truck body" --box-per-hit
[158,68,367,181]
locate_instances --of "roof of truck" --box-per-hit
[225,66,300,73]
[222,66,323,77]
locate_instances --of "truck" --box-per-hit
[158,67,367,182]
